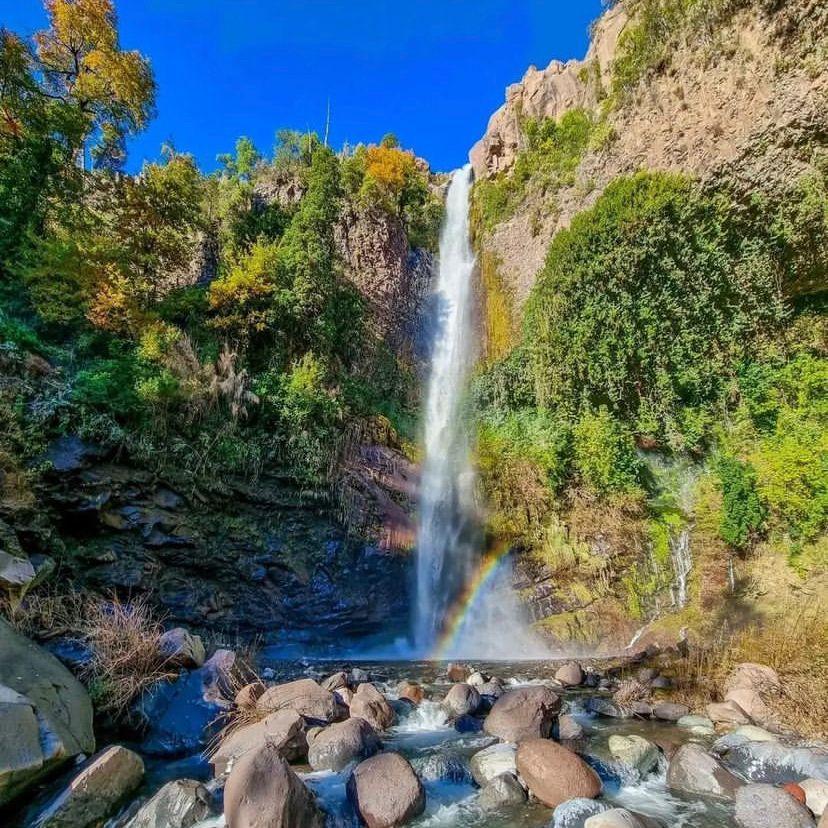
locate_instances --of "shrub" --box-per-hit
[715,456,764,549]
[572,408,641,494]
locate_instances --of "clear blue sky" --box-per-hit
[4,1,604,173]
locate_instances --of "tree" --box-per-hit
[34,0,156,166]
[217,136,261,182]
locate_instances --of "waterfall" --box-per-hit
[669,529,692,609]
[413,165,478,654]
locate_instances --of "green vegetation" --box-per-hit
[0,0,439,494]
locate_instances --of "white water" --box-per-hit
[669,529,692,609]
[414,165,479,653]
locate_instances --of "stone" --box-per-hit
[784,783,808,806]
[608,734,659,776]
[349,683,396,731]
[650,676,672,690]
[125,778,212,828]
[442,683,481,717]
[800,779,828,817]
[397,680,424,705]
[336,687,355,706]
[32,745,144,828]
[346,752,425,828]
[224,742,324,828]
[257,678,343,724]
[559,713,586,741]
[0,549,36,593]
[734,783,816,828]
[411,753,473,784]
[630,701,653,717]
[211,709,307,778]
[137,650,235,757]
[587,698,630,719]
[677,714,715,735]
[707,700,751,726]
[721,741,828,785]
[308,718,381,772]
[552,798,612,828]
[478,772,527,810]
[483,686,561,742]
[724,663,782,727]
[350,668,370,684]
[556,662,584,687]
[454,713,483,733]
[637,668,659,684]
[470,743,517,786]
[158,627,206,668]
[666,743,743,800]
[446,663,469,682]
[652,702,689,722]
[0,619,95,807]
[321,671,349,692]
[235,681,265,709]
[585,809,664,828]
[468,671,487,686]
[516,738,602,808]
[478,680,504,699]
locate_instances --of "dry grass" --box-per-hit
[1,589,177,718]
[668,597,828,738]
[613,678,650,706]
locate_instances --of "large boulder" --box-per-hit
[555,662,584,687]
[724,663,782,728]
[411,752,473,785]
[552,798,612,828]
[257,678,342,724]
[349,683,396,731]
[608,734,659,777]
[470,743,517,786]
[478,772,527,810]
[720,741,828,784]
[707,700,751,726]
[321,671,349,692]
[224,743,324,828]
[483,686,561,742]
[652,702,689,722]
[125,778,212,828]
[442,683,481,717]
[308,718,381,772]
[559,714,586,741]
[211,709,307,778]
[516,738,602,808]
[585,809,665,827]
[31,745,144,828]
[397,680,424,705]
[734,783,816,828]
[137,650,235,756]
[346,752,426,828]
[157,628,206,668]
[0,619,95,807]
[801,779,828,818]
[666,743,743,800]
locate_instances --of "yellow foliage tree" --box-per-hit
[362,145,417,212]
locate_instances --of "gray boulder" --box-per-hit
[722,741,828,784]
[559,713,586,741]
[157,628,205,668]
[734,783,816,828]
[667,743,743,800]
[484,686,561,742]
[652,702,689,722]
[608,734,659,777]
[224,742,324,828]
[442,683,481,717]
[308,718,381,772]
[585,809,665,827]
[587,698,631,719]
[555,662,584,687]
[552,798,612,828]
[31,745,144,828]
[412,753,473,784]
[125,779,212,828]
[0,619,95,807]
[470,743,517,786]
[478,772,526,810]
[347,752,425,828]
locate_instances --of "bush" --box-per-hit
[715,456,764,549]
[572,408,642,494]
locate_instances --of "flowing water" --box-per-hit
[414,165,479,654]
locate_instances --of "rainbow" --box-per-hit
[430,540,512,660]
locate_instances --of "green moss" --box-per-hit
[479,249,518,361]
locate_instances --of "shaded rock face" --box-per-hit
[224,743,324,828]
[32,460,410,645]
[125,778,212,828]
[346,752,426,828]
[0,619,95,808]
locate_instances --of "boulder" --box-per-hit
[446,663,469,682]
[478,680,504,699]
[125,778,212,828]
[224,743,324,828]
[412,753,473,784]
[587,698,630,719]
[321,671,349,692]
[257,678,342,724]
[336,686,355,707]
[721,741,828,784]
[397,681,424,705]
[559,713,586,741]
[801,779,828,817]
[468,671,487,686]
[32,745,144,828]
[630,702,653,718]
[652,702,689,722]
[350,668,370,684]
[211,709,307,778]
[516,738,602,808]
[308,718,381,772]
[470,743,517,786]
[157,627,206,668]
[552,798,612,828]
[137,650,235,756]
[707,700,751,726]
[677,714,715,736]
[724,663,782,727]
[478,772,527,810]
[346,752,425,828]
[349,683,396,731]
[442,683,481,717]
[0,619,95,807]
[608,734,659,777]
[556,662,584,687]
[734,783,816,828]
[585,809,665,828]
[454,713,483,733]
[484,686,561,742]
[235,681,266,709]
[666,743,743,800]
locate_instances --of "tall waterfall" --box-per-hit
[414,165,478,653]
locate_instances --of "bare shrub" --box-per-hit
[613,678,650,706]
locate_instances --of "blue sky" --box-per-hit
[4,1,604,173]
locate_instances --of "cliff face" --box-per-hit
[471,0,828,320]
